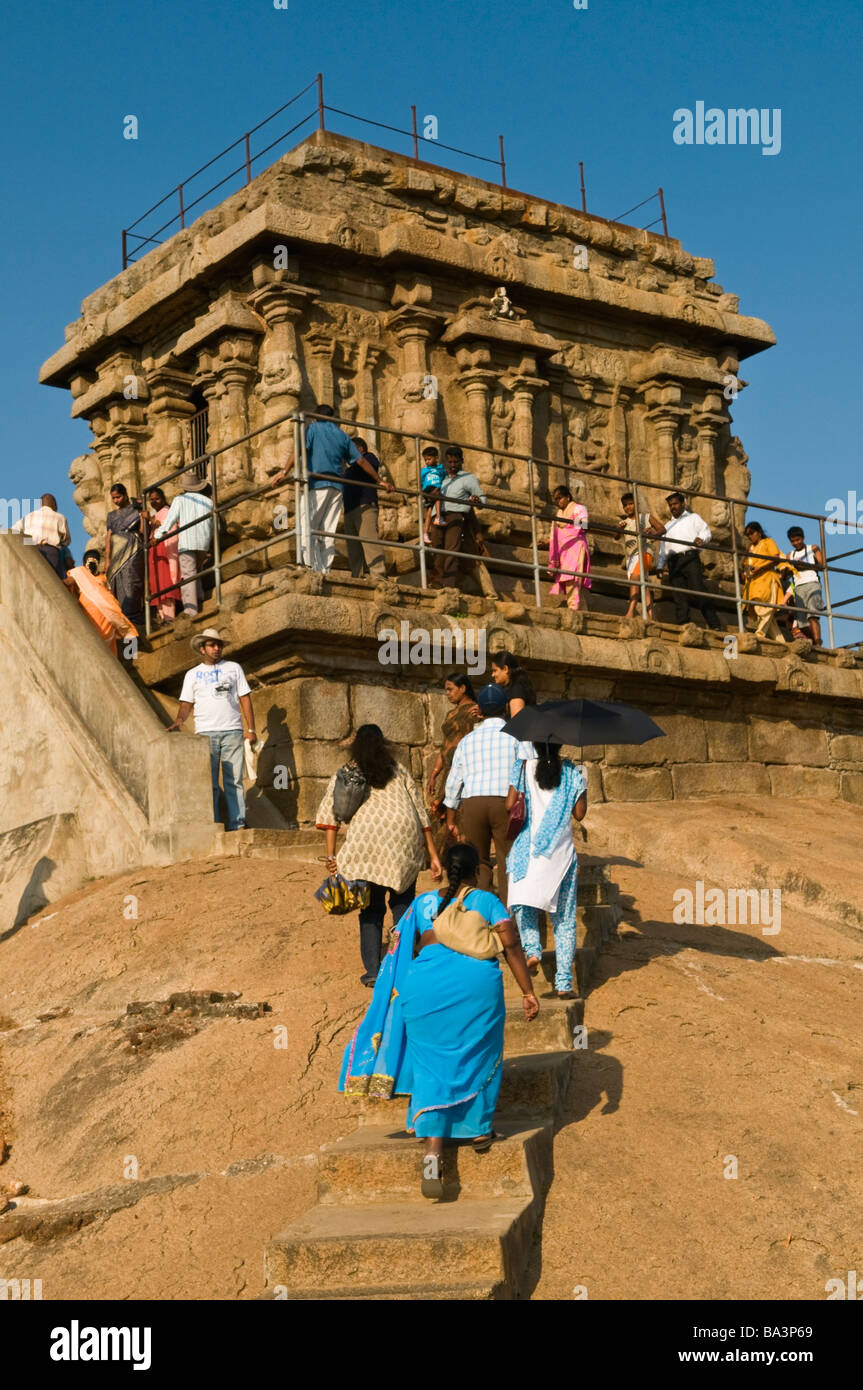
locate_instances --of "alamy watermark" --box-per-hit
[378,620,486,677]
[673,102,781,156]
[1,499,43,538]
[672,881,781,935]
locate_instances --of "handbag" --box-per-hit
[332,763,369,823]
[506,761,527,841]
[314,874,371,915]
[432,886,504,960]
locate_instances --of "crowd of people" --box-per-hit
[326,652,598,1196]
[12,405,828,652]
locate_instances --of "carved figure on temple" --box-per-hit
[255,350,302,404]
[488,286,516,320]
[676,425,701,493]
[337,375,360,423]
[69,453,104,536]
[565,409,589,471]
[490,391,516,485]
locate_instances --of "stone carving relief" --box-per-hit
[336,374,360,423]
[255,349,302,404]
[676,424,701,492]
[490,389,516,485]
[69,453,104,538]
[485,234,521,283]
[488,286,517,320]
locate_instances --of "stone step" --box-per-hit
[265,1196,537,1294]
[352,1052,573,1129]
[504,1000,579,1052]
[317,1120,552,1205]
[274,1280,506,1300]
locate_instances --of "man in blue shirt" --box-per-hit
[277,404,382,573]
[341,436,395,579]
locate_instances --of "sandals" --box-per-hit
[421,1152,445,1198]
[525,956,541,975]
[554,989,577,1000]
[471,1132,502,1154]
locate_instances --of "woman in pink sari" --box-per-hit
[548,486,592,610]
[146,487,181,623]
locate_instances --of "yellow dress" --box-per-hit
[743,538,789,606]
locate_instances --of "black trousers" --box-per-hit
[358,880,416,979]
[667,551,721,629]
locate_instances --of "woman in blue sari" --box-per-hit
[339,844,539,1198]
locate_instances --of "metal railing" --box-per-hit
[121,75,671,269]
[140,406,863,652]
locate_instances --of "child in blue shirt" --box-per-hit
[420,447,445,541]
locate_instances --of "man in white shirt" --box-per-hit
[167,628,257,831]
[12,493,71,579]
[153,481,214,615]
[444,682,515,903]
[658,491,722,630]
[786,526,826,646]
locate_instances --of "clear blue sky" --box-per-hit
[4,0,861,624]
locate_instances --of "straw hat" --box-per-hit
[190,627,230,655]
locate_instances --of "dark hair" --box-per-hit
[490,650,536,703]
[316,403,335,417]
[110,482,129,500]
[83,548,100,562]
[744,522,766,539]
[148,487,168,508]
[434,843,480,918]
[552,485,573,504]
[444,672,476,701]
[787,527,804,538]
[445,446,464,462]
[198,481,213,497]
[349,723,396,789]
[422,446,439,458]
[533,740,563,790]
[41,492,59,510]
[666,490,685,505]
[353,437,367,451]
[621,491,634,505]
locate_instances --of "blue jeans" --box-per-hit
[201,730,246,830]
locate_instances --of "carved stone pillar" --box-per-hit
[357,342,384,452]
[455,346,496,484]
[509,373,545,494]
[644,383,686,493]
[144,367,197,493]
[387,307,442,489]
[247,283,315,477]
[305,333,336,408]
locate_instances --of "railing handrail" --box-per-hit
[121,74,673,269]
[138,405,863,650]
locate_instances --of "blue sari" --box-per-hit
[339,888,509,1138]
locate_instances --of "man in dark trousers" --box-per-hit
[443,682,515,904]
[658,490,722,630]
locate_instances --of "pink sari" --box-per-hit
[549,502,592,609]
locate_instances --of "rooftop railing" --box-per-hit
[141,407,863,654]
[121,74,669,269]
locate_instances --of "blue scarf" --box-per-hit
[507,759,585,883]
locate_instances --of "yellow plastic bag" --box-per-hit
[314,874,371,916]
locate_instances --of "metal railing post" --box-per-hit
[317,73,325,130]
[658,186,669,238]
[414,436,428,589]
[579,161,587,212]
[631,481,649,621]
[122,228,128,271]
[210,453,222,610]
[143,508,151,639]
[293,415,302,565]
[819,516,835,649]
[527,460,542,609]
[499,134,507,189]
[244,132,252,183]
[411,105,419,160]
[730,515,745,633]
[178,184,185,230]
[299,412,312,568]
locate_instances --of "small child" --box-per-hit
[420,448,445,542]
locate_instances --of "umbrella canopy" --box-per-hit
[502,699,664,748]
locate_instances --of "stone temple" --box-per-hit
[4,126,856,887]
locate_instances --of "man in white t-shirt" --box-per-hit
[167,628,257,831]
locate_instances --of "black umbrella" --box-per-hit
[502,698,664,748]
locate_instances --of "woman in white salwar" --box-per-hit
[505,741,587,999]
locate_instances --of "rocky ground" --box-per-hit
[1,796,861,1300]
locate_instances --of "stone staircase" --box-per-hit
[264,860,620,1300]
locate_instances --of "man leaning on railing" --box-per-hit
[657,490,722,631]
[273,403,385,574]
